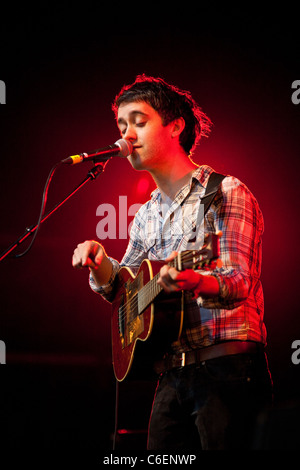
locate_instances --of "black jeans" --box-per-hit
[148,351,273,450]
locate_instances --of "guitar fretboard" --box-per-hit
[135,242,216,316]
[137,257,182,314]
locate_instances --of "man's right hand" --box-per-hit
[72,240,105,269]
[72,240,113,287]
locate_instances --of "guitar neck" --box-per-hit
[137,235,220,315]
[138,271,162,314]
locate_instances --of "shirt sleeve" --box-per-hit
[89,204,148,302]
[199,176,264,310]
[89,257,120,301]
[119,205,148,269]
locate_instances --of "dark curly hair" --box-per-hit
[112,74,212,154]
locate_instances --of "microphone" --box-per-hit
[61,139,133,164]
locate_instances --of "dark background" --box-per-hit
[0,3,299,460]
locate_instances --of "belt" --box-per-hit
[154,341,264,374]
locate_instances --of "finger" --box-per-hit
[72,251,82,268]
[167,267,180,281]
[158,265,173,284]
[82,256,98,269]
[174,270,201,290]
[72,245,98,269]
[164,251,178,263]
[157,266,180,293]
[93,246,104,266]
[157,278,177,293]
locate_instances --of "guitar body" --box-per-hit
[111,259,184,382]
[111,233,221,381]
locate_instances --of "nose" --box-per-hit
[123,124,137,142]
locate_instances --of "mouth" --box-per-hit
[130,146,142,155]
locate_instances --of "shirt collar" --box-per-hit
[150,165,215,204]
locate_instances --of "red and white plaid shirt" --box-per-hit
[90,165,267,352]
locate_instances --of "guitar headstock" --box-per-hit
[174,232,222,271]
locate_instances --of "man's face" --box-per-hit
[117,101,175,172]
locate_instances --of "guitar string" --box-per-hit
[117,252,188,321]
[117,272,160,322]
[116,249,208,322]
[116,249,207,321]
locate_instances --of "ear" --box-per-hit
[170,117,185,138]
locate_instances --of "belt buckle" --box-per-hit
[180,352,186,368]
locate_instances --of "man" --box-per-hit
[72,75,272,450]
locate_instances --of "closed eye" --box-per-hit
[119,121,146,136]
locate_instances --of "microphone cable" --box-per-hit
[15,161,62,258]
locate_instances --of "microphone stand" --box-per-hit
[0,161,108,262]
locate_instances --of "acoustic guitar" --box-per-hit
[111,233,221,381]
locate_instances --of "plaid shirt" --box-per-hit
[90,165,267,352]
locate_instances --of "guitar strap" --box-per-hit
[201,171,226,215]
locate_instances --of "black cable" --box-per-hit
[15,161,62,258]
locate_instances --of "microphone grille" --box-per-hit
[114,139,133,157]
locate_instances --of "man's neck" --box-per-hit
[150,157,199,201]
